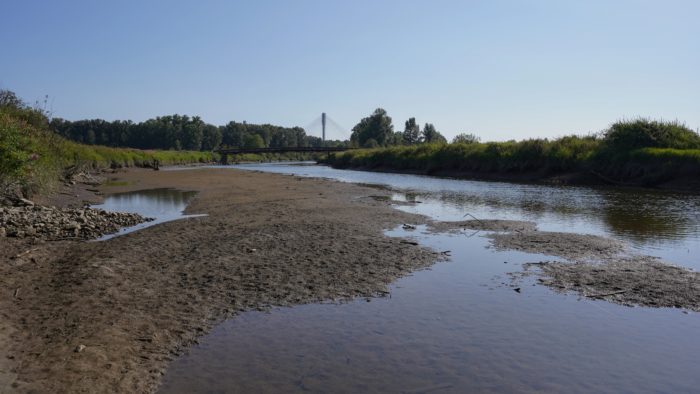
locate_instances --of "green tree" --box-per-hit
[0,90,24,109]
[243,134,265,148]
[402,117,421,145]
[182,116,204,150]
[452,133,480,144]
[86,129,96,145]
[201,124,222,151]
[350,108,394,147]
[422,123,447,144]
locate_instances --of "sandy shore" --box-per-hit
[0,168,438,393]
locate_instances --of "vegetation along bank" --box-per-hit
[328,116,700,189]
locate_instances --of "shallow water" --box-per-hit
[92,188,203,240]
[159,164,700,393]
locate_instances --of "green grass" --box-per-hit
[327,119,700,187]
[227,152,322,162]
[0,107,218,196]
[330,135,600,174]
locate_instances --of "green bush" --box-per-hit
[603,118,700,151]
[328,120,700,186]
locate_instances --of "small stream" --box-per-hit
[156,163,700,393]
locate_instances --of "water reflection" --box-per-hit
[159,227,700,393]
[156,164,700,393]
[221,163,700,267]
[92,188,204,240]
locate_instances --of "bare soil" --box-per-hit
[489,226,700,312]
[0,168,437,393]
[522,258,700,311]
[490,230,626,261]
[428,219,537,234]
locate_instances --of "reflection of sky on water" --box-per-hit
[160,225,700,394]
[158,164,700,394]
[218,162,700,269]
[92,188,204,240]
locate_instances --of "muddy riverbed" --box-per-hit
[0,168,437,393]
[2,164,700,393]
[158,163,700,394]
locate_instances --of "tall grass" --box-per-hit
[0,107,217,196]
[328,119,700,186]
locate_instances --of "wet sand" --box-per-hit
[2,167,699,393]
[0,168,437,393]
[428,219,700,312]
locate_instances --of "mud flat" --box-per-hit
[427,217,700,312]
[480,222,700,312]
[0,168,437,393]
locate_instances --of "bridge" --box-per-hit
[216,113,353,163]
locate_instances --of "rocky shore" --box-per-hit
[0,202,151,240]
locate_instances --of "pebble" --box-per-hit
[0,204,152,240]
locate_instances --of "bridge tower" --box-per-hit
[321,112,326,144]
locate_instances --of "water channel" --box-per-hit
[154,163,700,393]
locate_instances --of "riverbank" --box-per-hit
[0,168,438,393]
[325,118,700,190]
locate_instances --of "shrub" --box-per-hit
[603,118,700,151]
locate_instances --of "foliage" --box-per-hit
[50,115,325,152]
[603,118,700,151]
[329,119,700,186]
[422,123,447,144]
[350,108,394,148]
[402,117,421,145]
[330,136,600,174]
[0,102,216,196]
[452,133,480,144]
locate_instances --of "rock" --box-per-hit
[18,198,34,207]
[0,204,151,241]
[66,222,81,230]
[75,344,86,353]
[0,227,5,237]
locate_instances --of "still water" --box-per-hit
[92,188,203,240]
[159,163,700,393]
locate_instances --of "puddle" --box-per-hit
[92,188,205,240]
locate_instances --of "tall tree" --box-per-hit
[402,117,421,145]
[350,108,394,147]
[422,123,447,144]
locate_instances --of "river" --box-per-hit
[157,163,700,393]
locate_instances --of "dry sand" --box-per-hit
[0,168,438,393]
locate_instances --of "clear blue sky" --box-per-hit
[2,0,698,141]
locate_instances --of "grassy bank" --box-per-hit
[0,107,217,197]
[326,119,700,188]
[226,152,323,163]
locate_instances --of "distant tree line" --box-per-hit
[350,108,473,148]
[50,115,347,151]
